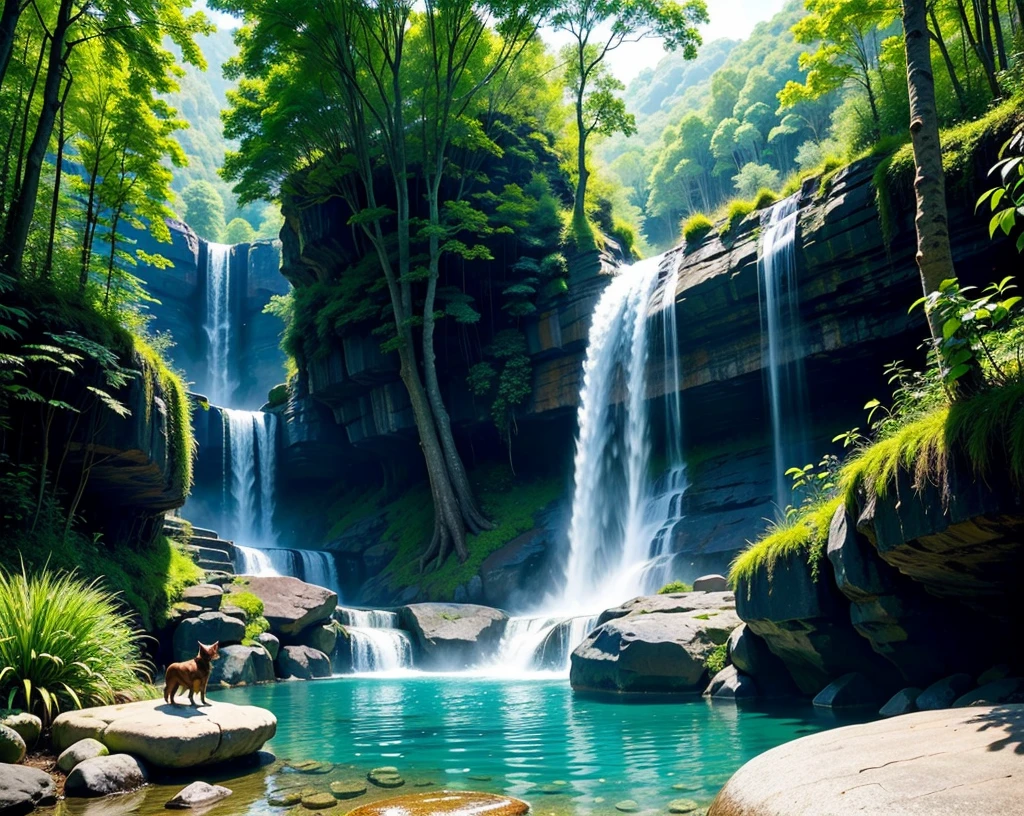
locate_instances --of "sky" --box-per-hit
[201,0,788,86]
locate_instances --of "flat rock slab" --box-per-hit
[51,699,276,769]
[230,576,337,636]
[346,791,529,816]
[597,592,735,625]
[708,705,1024,815]
[399,604,508,668]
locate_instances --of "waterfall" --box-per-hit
[204,243,233,406]
[758,197,809,508]
[337,608,413,673]
[296,550,341,596]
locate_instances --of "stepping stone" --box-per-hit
[301,791,337,810]
[672,783,699,792]
[668,798,700,813]
[331,779,369,799]
[467,774,492,781]
[368,767,405,788]
[287,760,334,774]
[268,790,303,807]
[166,781,233,809]
[346,791,529,816]
[616,800,639,812]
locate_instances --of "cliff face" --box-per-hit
[276,154,1014,604]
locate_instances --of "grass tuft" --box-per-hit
[657,580,693,594]
[681,213,713,248]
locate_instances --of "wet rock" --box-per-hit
[598,592,735,625]
[368,766,405,788]
[57,738,109,772]
[165,781,232,809]
[879,688,922,718]
[299,623,338,656]
[693,575,728,592]
[52,699,276,769]
[286,760,334,774]
[1,714,41,750]
[726,625,795,697]
[346,791,529,816]
[276,645,332,680]
[181,583,223,610]
[229,576,337,636]
[209,644,258,686]
[0,763,57,813]
[953,677,1024,708]
[172,611,245,661]
[708,705,1024,815]
[668,799,701,814]
[269,790,304,806]
[812,672,883,709]
[0,725,26,764]
[615,800,639,812]
[331,779,368,799]
[65,754,148,797]
[257,632,281,660]
[704,666,758,699]
[398,603,508,668]
[916,673,974,711]
[301,791,337,809]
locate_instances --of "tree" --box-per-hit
[901,0,954,337]
[551,0,708,238]
[181,180,225,242]
[224,217,256,244]
[733,161,780,197]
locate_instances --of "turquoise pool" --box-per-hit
[214,674,863,813]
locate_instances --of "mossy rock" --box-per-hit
[331,779,368,799]
[671,783,699,792]
[367,768,405,789]
[1,713,41,750]
[301,791,338,810]
[0,724,26,764]
[268,790,304,807]
[668,799,701,813]
[287,760,334,775]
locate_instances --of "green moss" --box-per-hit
[268,383,289,408]
[136,338,194,496]
[752,188,778,210]
[681,214,713,248]
[657,580,693,594]
[231,590,265,619]
[718,199,755,238]
[704,642,728,676]
[243,615,270,644]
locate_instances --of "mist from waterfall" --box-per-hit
[758,196,809,508]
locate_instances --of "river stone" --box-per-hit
[301,791,337,809]
[165,781,233,809]
[57,738,110,772]
[51,699,276,769]
[812,672,882,709]
[368,766,405,788]
[209,644,258,686]
[953,677,1024,707]
[172,611,246,660]
[704,665,758,699]
[598,592,736,625]
[0,725,26,764]
[269,789,304,806]
[286,760,333,774]
[668,799,701,813]
[229,576,337,636]
[220,604,248,621]
[276,645,332,680]
[346,791,529,816]
[331,779,368,798]
[1,714,41,750]
[398,603,509,668]
[879,687,922,718]
[693,575,728,592]
[181,583,223,610]
[615,800,639,812]
[65,754,148,796]
[257,632,281,660]
[708,705,1024,815]
[916,673,974,710]
[300,623,338,656]
[0,763,57,812]
[570,607,741,693]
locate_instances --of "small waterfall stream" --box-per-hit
[336,608,414,672]
[758,197,809,507]
[204,243,233,407]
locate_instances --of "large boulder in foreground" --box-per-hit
[398,603,508,668]
[229,576,337,636]
[0,763,57,813]
[51,699,276,769]
[708,705,1024,815]
[571,602,740,693]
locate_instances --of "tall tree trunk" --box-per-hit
[0,0,72,276]
[990,0,1008,70]
[43,86,70,279]
[573,88,589,228]
[903,0,956,338]
[929,9,968,114]
[0,0,23,91]
[864,70,882,135]
[955,0,1001,97]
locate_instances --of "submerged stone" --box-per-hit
[668,799,700,813]
[615,799,639,812]
[345,791,529,816]
[368,767,405,788]
[287,759,334,774]
[301,790,337,809]
[268,789,304,806]
[331,779,369,799]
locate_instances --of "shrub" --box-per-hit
[752,187,778,210]
[704,642,728,676]
[681,214,713,247]
[0,566,151,723]
[719,199,754,237]
[657,580,692,594]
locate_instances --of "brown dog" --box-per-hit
[163,641,220,706]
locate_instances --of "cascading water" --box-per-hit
[758,196,809,508]
[204,243,233,407]
[336,608,413,672]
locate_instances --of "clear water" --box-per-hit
[214,675,861,814]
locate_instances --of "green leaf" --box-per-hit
[941,318,961,339]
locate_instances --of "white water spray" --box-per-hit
[337,608,413,672]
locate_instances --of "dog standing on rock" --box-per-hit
[164,641,220,706]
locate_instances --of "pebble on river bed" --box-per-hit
[301,791,338,809]
[668,798,701,813]
[615,800,639,812]
[345,791,529,816]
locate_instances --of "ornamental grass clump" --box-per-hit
[0,566,151,723]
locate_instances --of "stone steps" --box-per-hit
[165,516,236,577]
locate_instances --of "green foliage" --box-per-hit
[719,199,754,237]
[231,590,264,619]
[137,339,195,496]
[704,642,728,676]
[752,187,779,210]
[657,580,693,594]
[733,163,781,198]
[681,213,713,247]
[0,565,153,723]
[181,180,226,242]
[976,126,1024,252]
[224,217,257,245]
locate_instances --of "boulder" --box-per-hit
[570,607,740,693]
[0,725,26,764]
[398,603,509,668]
[209,644,259,686]
[708,705,1024,815]
[299,622,338,655]
[257,632,280,660]
[0,763,57,813]
[726,624,795,697]
[220,605,247,622]
[172,611,245,661]
[52,699,276,769]
[57,738,109,772]
[812,672,883,709]
[165,602,205,626]
[704,665,758,699]
[479,517,560,608]
[165,781,233,809]
[345,791,529,816]
[231,576,337,636]
[276,645,332,679]
[978,664,1012,685]
[0,714,41,751]
[597,591,735,625]
[916,673,974,711]
[954,677,1024,708]
[693,574,729,592]
[251,645,276,683]
[180,583,223,610]
[879,687,922,718]
[65,754,148,797]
